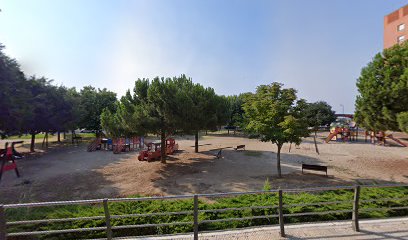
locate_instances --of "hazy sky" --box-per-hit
[1,0,407,113]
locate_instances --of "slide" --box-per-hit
[325,131,338,143]
[386,134,408,147]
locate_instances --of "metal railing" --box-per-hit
[0,184,407,240]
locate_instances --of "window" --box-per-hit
[398,24,405,31]
[398,35,405,43]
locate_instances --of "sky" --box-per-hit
[1,0,407,113]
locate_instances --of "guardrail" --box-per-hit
[0,184,407,240]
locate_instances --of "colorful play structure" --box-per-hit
[0,141,22,181]
[87,135,180,160]
[87,137,143,153]
[138,138,179,161]
[364,131,408,147]
[325,117,358,143]
[325,117,407,147]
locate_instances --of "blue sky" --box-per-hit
[1,0,407,113]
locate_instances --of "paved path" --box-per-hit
[123,217,408,240]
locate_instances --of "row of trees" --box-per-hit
[0,43,117,151]
[355,41,408,133]
[101,77,336,176]
[101,75,231,163]
[2,41,338,177]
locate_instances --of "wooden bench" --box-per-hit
[302,164,328,176]
[234,145,245,151]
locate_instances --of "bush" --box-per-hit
[5,187,408,239]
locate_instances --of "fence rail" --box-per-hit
[0,184,407,240]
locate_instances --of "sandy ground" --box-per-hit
[0,132,407,203]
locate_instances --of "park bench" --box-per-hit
[234,145,245,151]
[301,163,328,176]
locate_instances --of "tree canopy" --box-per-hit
[355,41,408,132]
[242,82,309,177]
[0,42,117,151]
[101,75,229,161]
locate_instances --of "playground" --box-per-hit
[0,131,407,204]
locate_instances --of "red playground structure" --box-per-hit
[0,142,21,181]
[138,138,179,162]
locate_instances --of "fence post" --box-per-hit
[0,205,6,240]
[193,195,199,240]
[352,185,360,232]
[278,189,285,237]
[103,199,113,240]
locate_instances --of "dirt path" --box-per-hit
[1,133,407,203]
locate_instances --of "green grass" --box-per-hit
[244,151,263,157]
[5,187,407,239]
[7,133,96,140]
[8,134,47,140]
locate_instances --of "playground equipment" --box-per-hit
[88,137,143,153]
[326,117,358,143]
[386,134,408,147]
[0,142,21,181]
[166,138,179,155]
[367,131,408,147]
[138,138,179,161]
[87,138,101,152]
[113,138,126,154]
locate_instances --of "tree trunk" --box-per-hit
[314,131,320,155]
[71,130,74,144]
[63,131,66,140]
[288,142,292,152]
[227,129,229,135]
[160,129,166,163]
[195,131,199,153]
[42,133,47,147]
[45,132,48,148]
[277,144,282,178]
[30,133,36,152]
[57,131,61,142]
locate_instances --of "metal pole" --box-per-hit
[278,189,285,237]
[193,195,199,240]
[352,186,360,232]
[0,205,6,240]
[103,199,113,240]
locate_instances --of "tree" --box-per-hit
[242,83,309,178]
[78,86,117,133]
[179,77,218,152]
[397,112,408,133]
[0,44,29,137]
[355,41,408,132]
[214,95,230,130]
[303,101,336,154]
[19,77,60,151]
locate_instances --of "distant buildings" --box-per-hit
[384,4,408,49]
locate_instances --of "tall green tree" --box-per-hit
[242,83,309,178]
[214,95,230,130]
[0,44,29,137]
[303,101,336,154]
[397,112,408,133]
[355,41,408,132]
[179,77,218,152]
[78,86,117,133]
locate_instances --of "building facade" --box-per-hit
[384,4,408,49]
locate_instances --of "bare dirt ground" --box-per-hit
[1,132,407,203]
